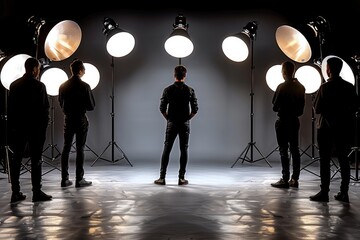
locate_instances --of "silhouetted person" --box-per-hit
[271,61,306,189]
[154,65,198,185]
[58,59,95,188]
[8,57,52,203]
[310,57,358,203]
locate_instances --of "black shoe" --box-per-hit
[309,191,329,202]
[32,190,52,202]
[178,178,189,185]
[61,179,73,187]
[334,192,349,203]
[271,178,289,188]
[75,178,92,188]
[289,179,299,188]
[154,178,166,185]
[11,192,26,203]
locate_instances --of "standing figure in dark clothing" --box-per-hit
[270,61,306,189]
[309,57,358,203]
[154,65,198,185]
[8,57,52,203]
[58,59,95,188]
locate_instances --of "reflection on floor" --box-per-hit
[1,157,360,240]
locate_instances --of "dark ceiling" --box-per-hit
[1,0,360,60]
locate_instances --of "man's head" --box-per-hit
[326,57,343,77]
[70,59,85,77]
[174,65,187,81]
[281,61,295,80]
[24,57,41,79]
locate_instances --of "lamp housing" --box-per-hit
[164,14,194,58]
[103,17,135,58]
[222,21,257,62]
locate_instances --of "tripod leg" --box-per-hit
[5,146,11,183]
[266,146,279,159]
[91,142,111,166]
[231,144,251,168]
[114,142,133,166]
[252,144,272,167]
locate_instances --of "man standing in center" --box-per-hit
[154,65,198,185]
[58,59,95,188]
[270,61,306,189]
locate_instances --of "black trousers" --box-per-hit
[10,125,47,193]
[159,121,190,179]
[275,117,301,181]
[317,127,351,193]
[61,115,89,181]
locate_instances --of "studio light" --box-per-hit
[223,21,271,168]
[44,20,82,61]
[276,16,330,64]
[265,64,283,92]
[92,17,134,167]
[28,16,82,61]
[103,17,135,58]
[82,62,100,90]
[39,66,68,167]
[0,53,31,180]
[164,14,194,59]
[275,25,312,63]
[295,65,322,94]
[0,54,32,90]
[321,55,355,85]
[222,21,257,62]
[40,66,68,96]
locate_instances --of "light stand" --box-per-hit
[1,54,32,180]
[41,96,61,175]
[91,57,132,166]
[1,89,13,181]
[92,17,134,167]
[232,37,271,168]
[40,65,71,175]
[299,95,320,176]
[222,21,271,168]
[348,55,360,181]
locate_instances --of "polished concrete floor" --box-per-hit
[1,155,360,240]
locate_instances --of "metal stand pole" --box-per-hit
[300,95,320,176]
[91,57,132,167]
[41,96,61,175]
[1,89,12,182]
[231,38,271,168]
[348,60,360,181]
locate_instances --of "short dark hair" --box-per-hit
[70,59,85,75]
[24,57,40,73]
[282,61,295,75]
[327,57,343,76]
[174,65,187,80]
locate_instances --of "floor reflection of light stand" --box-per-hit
[222,21,271,168]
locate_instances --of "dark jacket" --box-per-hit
[8,73,50,130]
[160,81,198,122]
[58,76,95,116]
[314,76,358,129]
[272,78,306,118]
